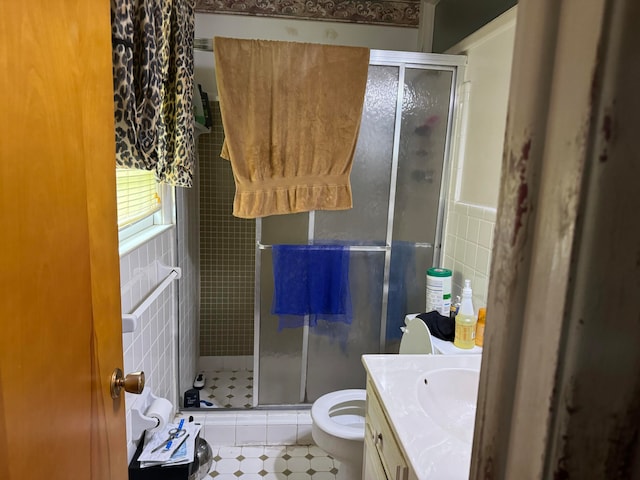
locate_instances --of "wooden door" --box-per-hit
[0,1,128,479]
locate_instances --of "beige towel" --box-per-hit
[214,37,370,218]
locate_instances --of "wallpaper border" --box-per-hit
[195,0,420,27]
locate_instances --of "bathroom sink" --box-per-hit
[417,368,480,444]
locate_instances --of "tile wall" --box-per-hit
[120,229,178,461]
[199,101,255,356]
[442,202,496,309]
[119,128,211,460]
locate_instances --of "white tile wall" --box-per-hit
[118,148,202,461]
[442,202,496,308]
[120,229,178,461]
[183,410,313,447]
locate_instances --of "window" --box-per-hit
[116,168,160,228]
[116,168,174,247]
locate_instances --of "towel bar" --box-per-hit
[122,262,182,333]
[256,242,432,251]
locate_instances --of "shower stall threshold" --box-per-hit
[177,408,314,447]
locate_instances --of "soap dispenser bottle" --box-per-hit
[454,279,476,349]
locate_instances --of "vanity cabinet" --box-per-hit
[362,354,482,479]
[363,380,415,480]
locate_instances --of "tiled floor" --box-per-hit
[207,445,339,479]
[198,370,254,409]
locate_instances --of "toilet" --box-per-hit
[311,316,434,480]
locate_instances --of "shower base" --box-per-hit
[196,355,254,409]
[198,368,254,409]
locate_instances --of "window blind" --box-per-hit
[116,168,161,229]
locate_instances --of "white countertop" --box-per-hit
[362,354,482,480]
[405,313,483,355]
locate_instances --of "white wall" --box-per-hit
[194,13,420,95]
[449,7,516,207]
[442,7,516,307]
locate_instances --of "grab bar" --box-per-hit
[122,262,182,333]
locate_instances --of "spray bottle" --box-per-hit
[454,279,476,349]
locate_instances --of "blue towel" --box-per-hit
[386,241,417,340]
[271,245,352,330]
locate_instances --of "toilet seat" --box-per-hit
[311,389,366,441]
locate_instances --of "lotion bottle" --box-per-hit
[475,307,486,347]
[454,280,476,349]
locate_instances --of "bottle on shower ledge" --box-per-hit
[454,279,476,349]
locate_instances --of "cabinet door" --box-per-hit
[366,385,409,478]
[366,381,410,480]
[364,424,389,480]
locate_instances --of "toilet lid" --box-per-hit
[399,316,434,354]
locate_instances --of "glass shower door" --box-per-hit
[385,67,454,349]
[306,65,399,402]
[256,55,460,407]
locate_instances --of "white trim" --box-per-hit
[417,0,438,52]
[118,182,175,256]
[369,49,466,67]
[118,224,174,257]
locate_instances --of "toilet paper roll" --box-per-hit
[145,397,173,433]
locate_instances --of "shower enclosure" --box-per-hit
[181,49,465,409]
[255,51,464,406]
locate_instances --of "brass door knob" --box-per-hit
[110,368,145,399]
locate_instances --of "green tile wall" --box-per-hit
[198,101,255,356]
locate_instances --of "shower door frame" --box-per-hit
[252,49,466,407]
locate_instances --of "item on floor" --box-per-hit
[272,244,352,330]
[193,436,213,480]
[128,430,199,480]
[417,310,455,342]
[193,372,205,389]
[454,279,477,349]
[184,388,200,408]
[426,267,453,316]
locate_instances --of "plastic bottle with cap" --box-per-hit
[454,279,476,349]
[475,307,486,347]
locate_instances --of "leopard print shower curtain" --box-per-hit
[111,0,195,187]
